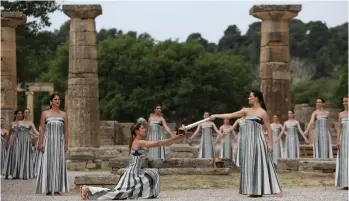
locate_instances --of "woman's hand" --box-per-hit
[267,143,273,152]
[39,144,44,152]
[209,115,216,121]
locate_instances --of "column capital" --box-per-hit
[1,12,26,28]
[63,5,102,19]
[25,91,34,96]
[250,5,302,20]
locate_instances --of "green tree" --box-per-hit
[2,1,60,83]
[97,35,254,122]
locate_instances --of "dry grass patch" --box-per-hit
[160,172,334,191]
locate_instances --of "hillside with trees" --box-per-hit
[3,2,348,123]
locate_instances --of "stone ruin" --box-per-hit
[250,5,301,123]
[1,4,343,189]
[1,12,26,129]
[17,82,54,121]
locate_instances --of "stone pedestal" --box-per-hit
[250,5,302,122]
[1,12,26,129]
[63,5,102,149]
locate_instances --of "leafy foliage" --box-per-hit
[4,2,348,123]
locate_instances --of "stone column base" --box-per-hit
[66,147,101,171]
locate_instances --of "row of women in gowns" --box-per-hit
[72,94,349,200]
[1,109,40,180]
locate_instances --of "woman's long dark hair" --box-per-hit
[13,109,21,121]
[49,93,61,109]
[251,90,267,111]
[128,123,142,154]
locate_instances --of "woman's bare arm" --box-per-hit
[261,112,273,146]
[134,135,183,148]
[63,112,69,147]
[212,108,248,120]
[337,113,342,150]
[161,117,173,136]
[304,111,316,135]
[189,124,202,140]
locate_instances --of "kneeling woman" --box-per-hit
[80,122,184,200]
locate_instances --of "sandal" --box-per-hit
[80,185,88,200]
[54,192,61,195]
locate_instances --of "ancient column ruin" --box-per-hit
[1,12,26,128]
[250,5,302,122]
[18,82,54,121]
[63,5,102,148]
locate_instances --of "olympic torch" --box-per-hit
[175,118,211,135]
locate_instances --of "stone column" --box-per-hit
[1,12,26,129]
[63,5,102,148]
[26,91,34,121]
[250,5,301,122]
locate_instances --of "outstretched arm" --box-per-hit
[211,108,248,120]
[135,135,183,148]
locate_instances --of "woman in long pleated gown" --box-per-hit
[230,110,247,168]
[1,117,9,174]
[335,95,348,190]
[80,122,184,200]
[304,98,333,158]
[277,111,308,158]
[147,104,173,160]
[270,114,283,166]
[189,112,222,158]
[36,93,69,196]
[216,118,236,164]
[3,110,22,179]
[16,108,40,180]
[211,90,282,198]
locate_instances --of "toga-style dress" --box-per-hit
[86,148,160,200]
[198,125,214,158]
[148,120,165,160]
[236,122,246,167]
[219,127,234,163]
[36,116,69,194]
[239,116,282,195]
[313,114,333,158]
[335,115,348,188]
[284,124,300,158]
[271,125,283,165]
